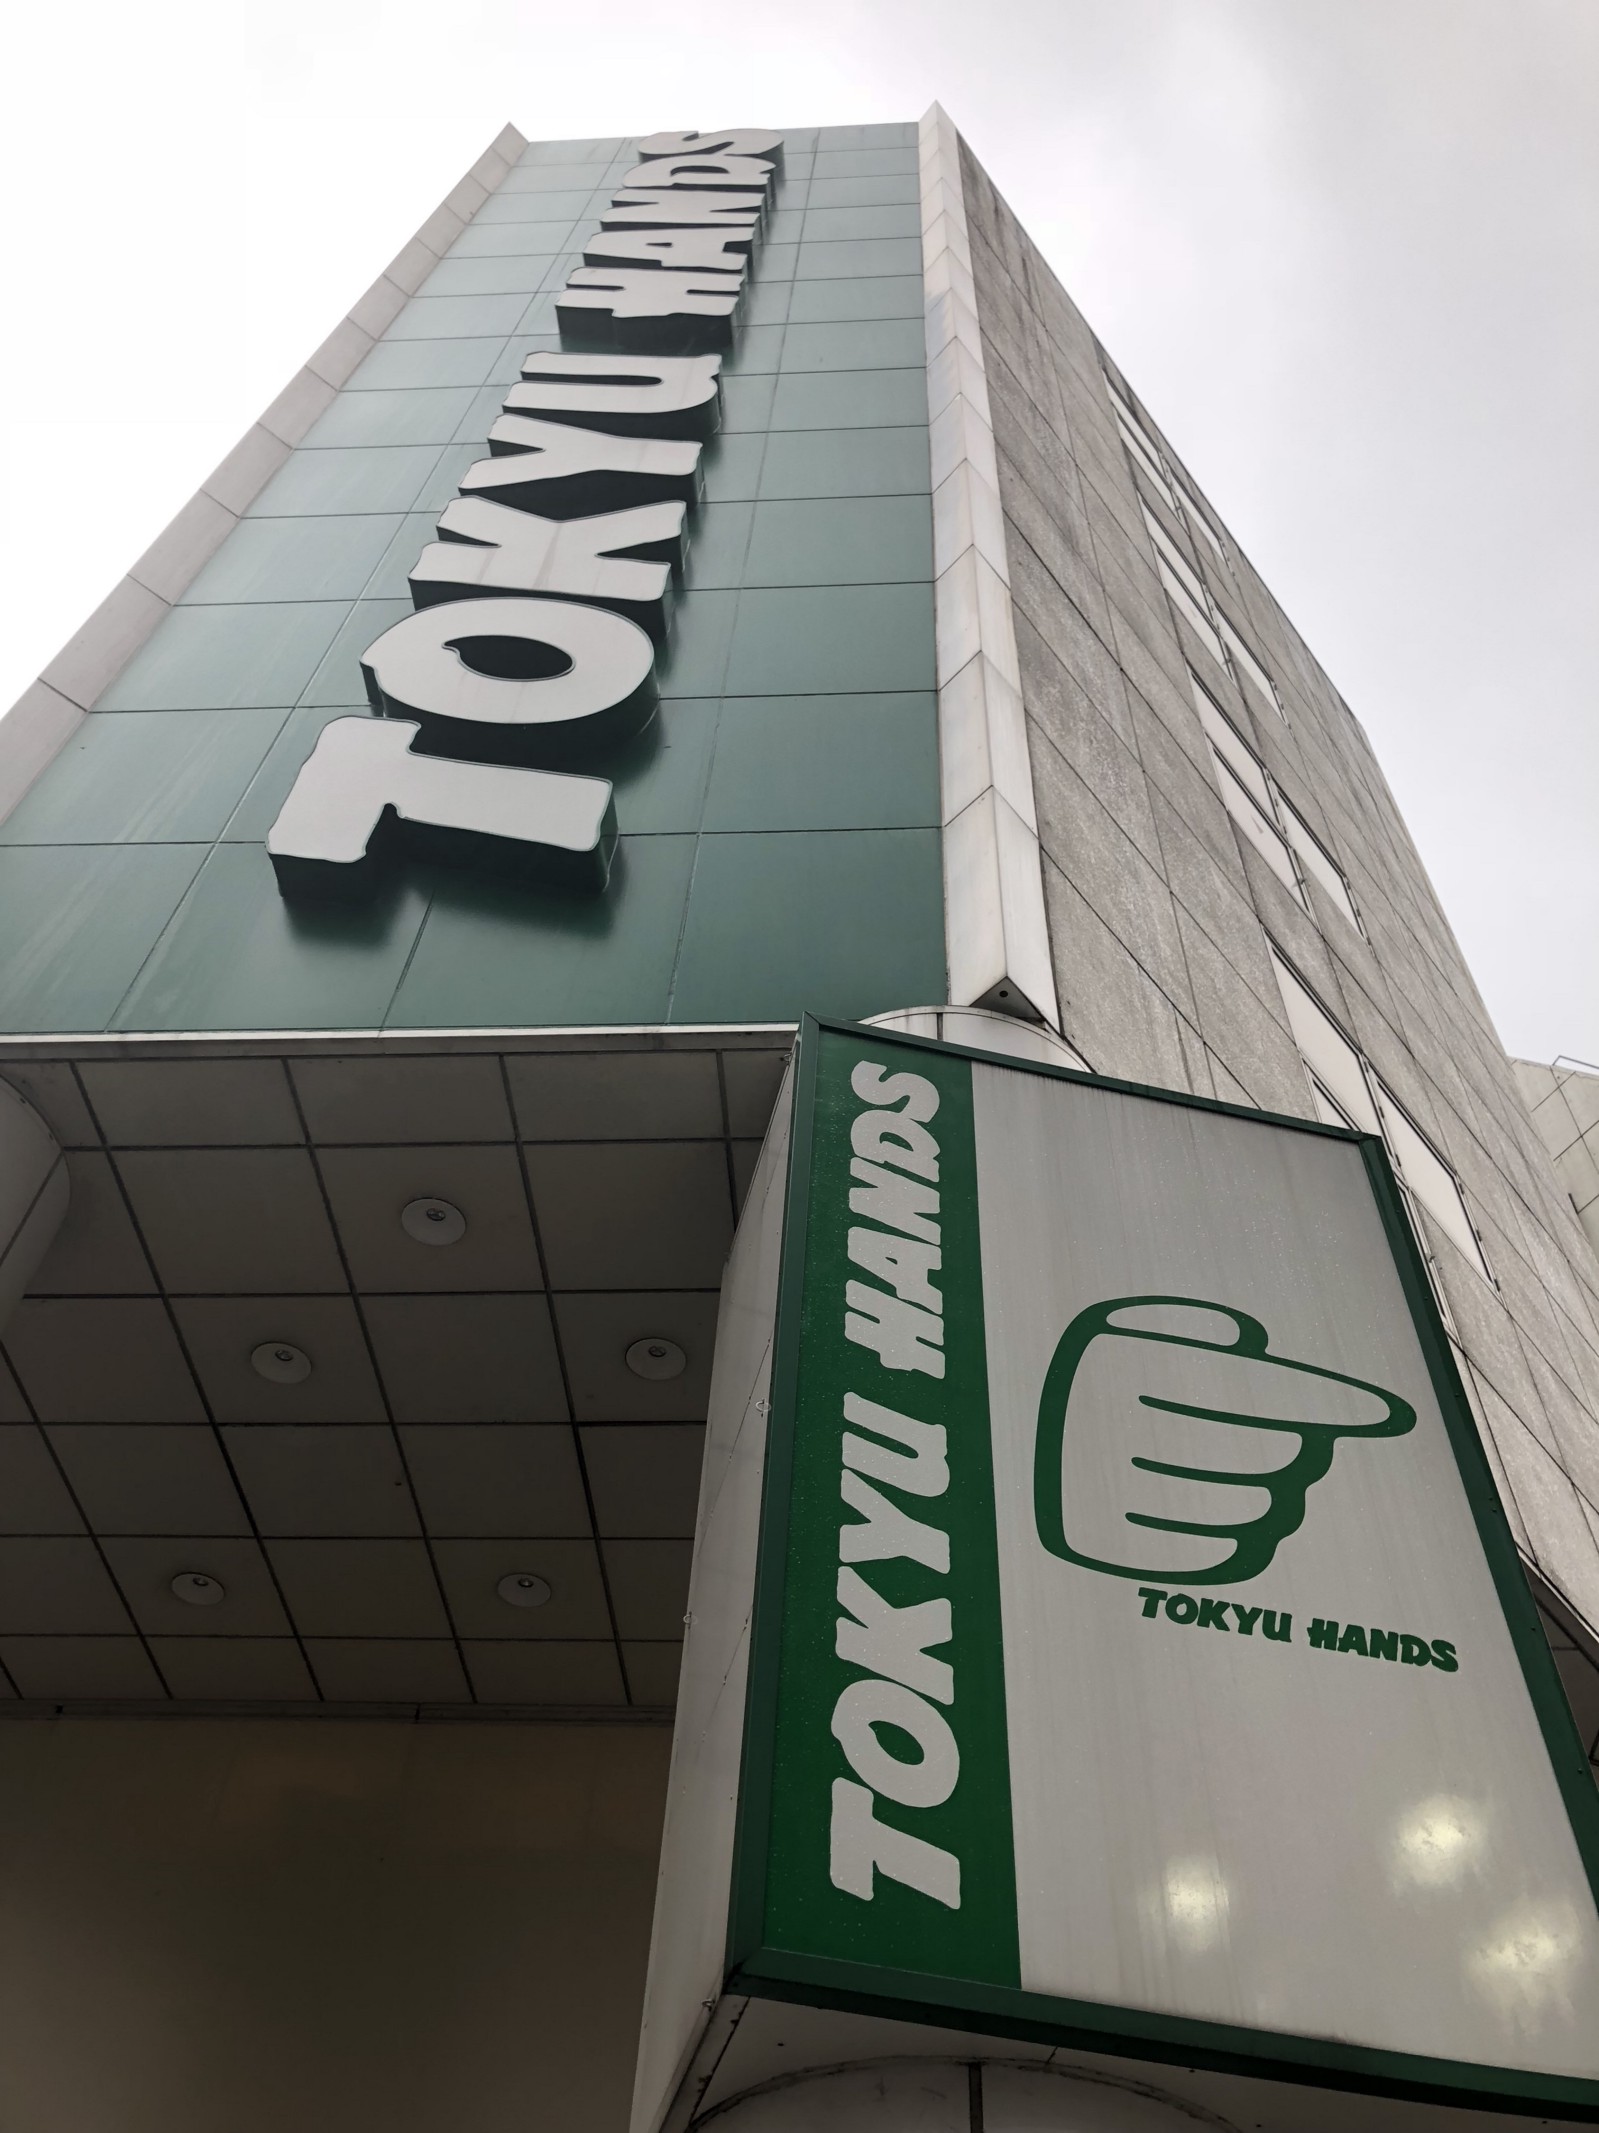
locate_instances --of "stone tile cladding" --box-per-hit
[1515,1059,1599,1267]
[957,136,1599,1675]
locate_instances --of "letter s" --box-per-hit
[850,1060,939,1121]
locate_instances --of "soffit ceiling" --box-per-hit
[0,1031,791,1716]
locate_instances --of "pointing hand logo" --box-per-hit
[1033,1298,1415,1584]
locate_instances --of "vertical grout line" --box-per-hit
[96,846,213,1036]
[379,877,436,1033]
[5,1375,128,1700]
[93,1058,322,1694]
[281,1058,476,1704]
[0,1325,61,1698]
[48,1062,233,1702]
[967,2060,984,2133]
[496,1053,633,1705]
[212,708,296,845]
[714,1051,739,1226]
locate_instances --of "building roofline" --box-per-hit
[0,120,529,828]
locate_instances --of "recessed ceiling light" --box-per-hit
[401,1196,466,1246]
[251,1341,311,1383]
[626,1336,686,1381]
[172,1572,225,1607]
[497,1572,552,1609]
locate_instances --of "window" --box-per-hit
[1104,371,1227,568]
[1371,1087,1489,1272]
[1142,507,1206,611]
[1190,673,1363,933]
[1268,945,1491,1289]
[1172,476,1229,568]
[1275,793,1363,933]
[1189,674,1271,807]
[1135,489,1283,724]
[1114,408,1179,514]
[1217,614,1282,721]
[1103,371,1284,720]
[1105,375,1179,508]
[1269,944,1379,1131]
[1141,502,1226,661]
[1217,760,1306,905]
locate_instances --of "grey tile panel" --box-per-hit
[955,110,1599,1655]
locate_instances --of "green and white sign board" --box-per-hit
[633,1020,1599,2131]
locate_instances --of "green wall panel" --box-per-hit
[97,604,349,711]
[247,444,452,517]
[0,847,206,1033]
[300,387,481,449]
[701,696,938,832]
[669,829,945,1024]
[0,711,288,846]
[180,516,404,605]
[113,845,432,1034]
[388,837,698,1031]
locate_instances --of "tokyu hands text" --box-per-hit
[1134,1583,1459,1671]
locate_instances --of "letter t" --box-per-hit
[268,717,615,892]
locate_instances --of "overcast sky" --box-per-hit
[1,0,1592,1061]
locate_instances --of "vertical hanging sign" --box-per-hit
[724,1019,1599,2119]
[269,128,782,896]
[760,1034,1021,1982]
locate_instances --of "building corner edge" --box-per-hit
[919,104,1059,1029]
[0,121,530,827]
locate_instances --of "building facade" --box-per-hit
[1514,1057,1599,1265]
[0,110,1594,2130]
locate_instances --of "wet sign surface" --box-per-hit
[730,1019,1599,2117]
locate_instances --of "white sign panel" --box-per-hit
[718,1020,1599,2120]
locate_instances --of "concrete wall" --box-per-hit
[956,139,1599,1673]
[1514,1058,1599,1266]
[0,1717,668,2131]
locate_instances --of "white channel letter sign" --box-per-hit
[269,127,782,896]
[726,1021,1599,2118]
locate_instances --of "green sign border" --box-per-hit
[726,1014,1599,2121]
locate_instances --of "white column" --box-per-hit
[920,104,1060,1031]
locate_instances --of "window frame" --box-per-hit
[1129,474,1285,724]
[1215,758,1307,905]
[1104,369,1231,572]
[1267,942,1492,1294]
[1190,671,1364,936]
[1274,789,1365,936]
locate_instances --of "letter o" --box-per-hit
[1165,1593,1198,1624]
[831,1678,958,1809]
[362,596,655,731]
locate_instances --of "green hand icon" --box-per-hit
[1033,1297,1415,1584]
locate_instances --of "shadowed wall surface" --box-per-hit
[0,1718,668,2132]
